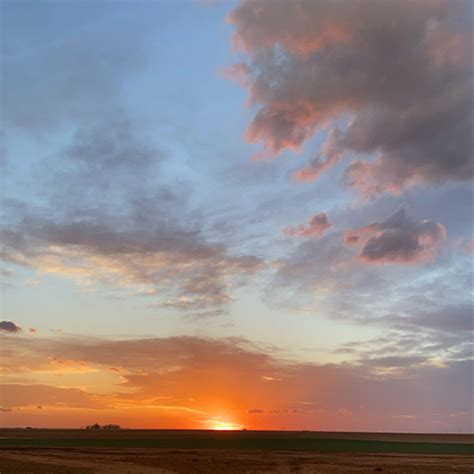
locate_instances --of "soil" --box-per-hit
[1,448,474,473]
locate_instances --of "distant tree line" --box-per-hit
[84,423,122,430]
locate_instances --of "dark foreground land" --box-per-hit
[0,430,473,473]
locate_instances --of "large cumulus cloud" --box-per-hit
[228,0,473,197]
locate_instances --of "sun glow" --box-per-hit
[208,419,243,431]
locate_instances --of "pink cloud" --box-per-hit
[221,62,252,89]
[227,0,472,194]
[284,212,332,238]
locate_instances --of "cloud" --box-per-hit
[1,7,266,315]
[2,8,147,135]
[1,116,263,315]
[283,212,332,238]
[335,298,473,372]
[0,384,107,410]
[64,119,162,171]
[0,320,22,334]
[388,304,473,334]
[410,304,474,333]
[268,206,470,348]
[1,334,471,431]
[270,230,382,314]
[1,211,262,315]
[363,355,428,369]
[228,0,473,196]
[345,208,447,264]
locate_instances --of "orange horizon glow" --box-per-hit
[207,419,245,431]
[0,332,471,433]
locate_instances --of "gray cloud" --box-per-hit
[267,201,471,357]
[362,355,428,369]
[229,0,472,196]
[269,230,385,314]
[64,119,162,171]
[389,304,473,334]
[336,300,473,372]
[0,321,22,334]
[345,208,447,264]
[1,42,263,315]
[1,204,263,315]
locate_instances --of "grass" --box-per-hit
[0,436,472,455]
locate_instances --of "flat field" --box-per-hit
[0,429,472,473]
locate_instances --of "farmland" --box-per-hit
[0,429,472,473]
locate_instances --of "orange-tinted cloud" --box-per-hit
[0,333,470,432]
[221,62,252,88]
[0,383,107,410]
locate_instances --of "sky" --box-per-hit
[0,0,472,432]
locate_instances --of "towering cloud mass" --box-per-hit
[345,209,447,265]
[229,0,473,196]
[284,212,332,238]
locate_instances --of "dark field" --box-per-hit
[0,430,473,473]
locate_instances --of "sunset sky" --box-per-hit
[1,0,472,432]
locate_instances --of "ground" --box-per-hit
[0,430,472,473]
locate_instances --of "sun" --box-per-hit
[208,419,243,431]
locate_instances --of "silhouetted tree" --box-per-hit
[85,423,101,430]
[84,423,121,430]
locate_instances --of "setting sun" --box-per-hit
[208,420,244,431]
